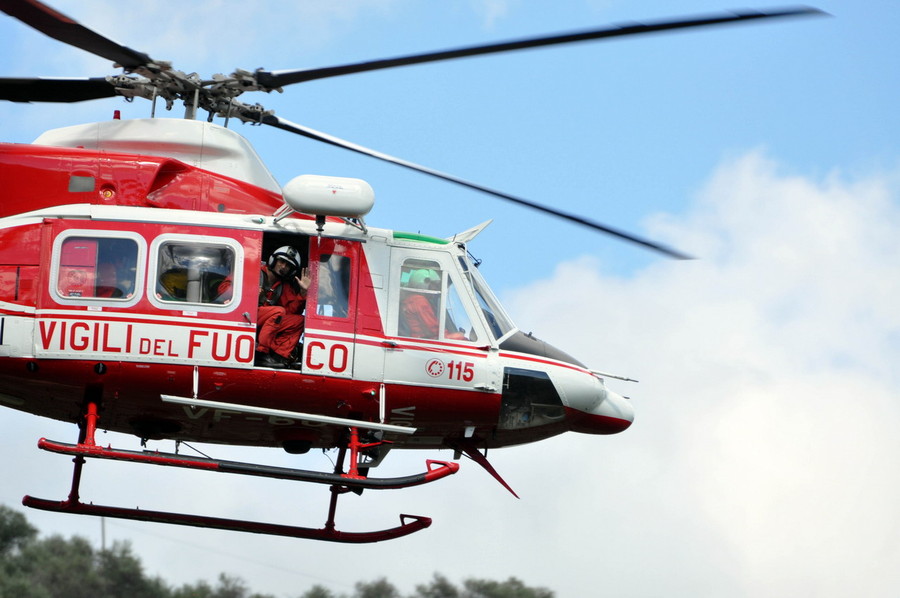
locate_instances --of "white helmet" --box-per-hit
[267,246,301,277]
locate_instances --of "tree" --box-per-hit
[96,541,170,598]
[19,535,106,598]
[414,573,460,598]
[0,509,168,598]
[211,574,253,598]
[353,578,401,598]
[0,505,37,557]
[0,506,42,598]
[170,573,275,598]
[170,579,216,598]
[410,575,553,598]
[299,585,338,598]
[461,577,553,598]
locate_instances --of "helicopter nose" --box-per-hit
[567,384,634,435]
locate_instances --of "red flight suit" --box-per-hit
[401,293,439,339]
[257,266,306,359]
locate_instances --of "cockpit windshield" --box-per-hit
[468,265,516,341]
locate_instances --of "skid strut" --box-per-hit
[24,402,457,543]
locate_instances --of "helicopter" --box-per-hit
[0,1,824,543]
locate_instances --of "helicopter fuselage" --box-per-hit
[0,118,633,455]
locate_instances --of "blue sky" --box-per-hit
[6,1,890,281]
[2,2,900,597]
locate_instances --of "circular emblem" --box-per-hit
[425,359,445,378]
[67,270,86,285]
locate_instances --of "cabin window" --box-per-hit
[153,239,236,306]
[55,235,139,301]
[317,254,351,318]
[398,258,477,342]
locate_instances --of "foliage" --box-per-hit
[169,573,275,598]
[354,577,403,598]
[300,586,339,598]
[415,574,553,598]
[459,576,554,598]
[0,506,37,557]
[0,506,553,598]
[415,573,460,598]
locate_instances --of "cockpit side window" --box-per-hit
[397,258,477,342]
[398,259,442,339]
[445,278,477,342]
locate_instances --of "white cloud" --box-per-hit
[469,0,515,29]
[39,0,408,69]
[503,150,900,596]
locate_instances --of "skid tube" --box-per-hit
[22,496,432,544]
[23,402,455,543]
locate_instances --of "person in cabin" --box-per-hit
[94,262,123,298]
[400,268,441,339]
[255,246,310,368]
[400,268,468,341]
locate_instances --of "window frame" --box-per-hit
[468,263,517,342]
[315,252,352,319]
[50,229,146,308]
[148,233,244,313]
[396,255,482,343]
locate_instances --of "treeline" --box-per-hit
[0,506,553,598]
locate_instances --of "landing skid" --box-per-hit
[23,497,432,543]
[23,402,458,543]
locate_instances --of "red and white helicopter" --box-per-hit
[0,1,822,543]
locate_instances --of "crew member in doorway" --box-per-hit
[255,246,310,368]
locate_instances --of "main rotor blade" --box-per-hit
[1,0,153,69]
[0,77,116,102]
[257,7,825,88]
[262,114,691,259]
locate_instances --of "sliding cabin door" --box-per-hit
[301,237,359,378]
